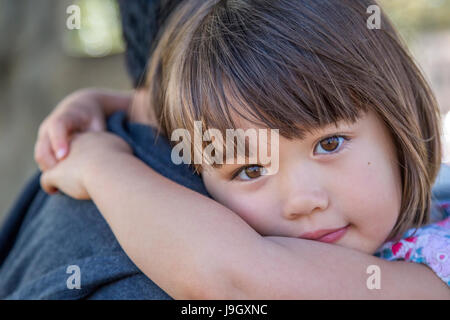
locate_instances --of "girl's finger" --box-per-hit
[40,170,58,194]
[34,134,57,171]
[47,115,79,160]
[37,120,49,139]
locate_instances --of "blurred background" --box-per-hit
[0,0,449,222]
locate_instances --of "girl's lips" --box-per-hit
[299,225,349,243]
[316,225,349,243]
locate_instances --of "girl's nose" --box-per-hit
[279,163,329,220]
[282,188,329,220]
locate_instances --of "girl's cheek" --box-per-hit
[331,150,399,239]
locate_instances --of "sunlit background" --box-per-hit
[1,0,449,220]
[379,0,450,165]
[64,0,124,57]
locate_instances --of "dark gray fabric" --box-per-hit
[0,111,210,299]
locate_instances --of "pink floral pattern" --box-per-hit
[374,202,450,287]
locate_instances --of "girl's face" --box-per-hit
[201,109,402,254]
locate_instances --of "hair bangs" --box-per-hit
[174,13,366,145]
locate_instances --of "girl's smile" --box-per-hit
[299,224,350,243]
[202,109,403,254]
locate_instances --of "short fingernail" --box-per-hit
[56,148,67,160]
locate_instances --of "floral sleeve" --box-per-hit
[374,202,450,287]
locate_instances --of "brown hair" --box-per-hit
[145,0,442,239]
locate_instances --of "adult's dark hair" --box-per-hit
[117,0,184,88]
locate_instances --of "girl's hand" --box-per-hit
[40,132,132,199]
[34,88,131,171]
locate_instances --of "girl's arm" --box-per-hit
[41,133,450,299]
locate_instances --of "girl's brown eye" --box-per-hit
[314,135,349,155]
[245,166,262,179]
[320,136,340,152]
[235,165,268,181]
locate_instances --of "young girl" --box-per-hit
[37,0,450,298]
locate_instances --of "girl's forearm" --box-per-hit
[83,152,261,299]
[83,153,450,299]
[85,88,132,115]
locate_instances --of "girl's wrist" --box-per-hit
[81,141,134,194]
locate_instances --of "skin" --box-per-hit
[202,108,403,254]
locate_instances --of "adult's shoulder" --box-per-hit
[0,188,170,299]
